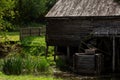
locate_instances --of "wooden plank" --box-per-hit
[74,53,103,74]
[75,54,95,74]
[113,36,115,72]
[67,46,70,60]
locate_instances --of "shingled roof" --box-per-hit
[46,0,120,17]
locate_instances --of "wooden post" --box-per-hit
[46,45,49,58]
[54,46,57,61]
[67,46,70,59]
[113,36,115,72]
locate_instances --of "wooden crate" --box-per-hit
[73,53,103,75]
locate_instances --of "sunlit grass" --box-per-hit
[0,32,20,42]
[21,36,45,46]
[0,72,62,80]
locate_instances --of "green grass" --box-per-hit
[0,72,62,80]
[21,36,45,46]
[0,32,20,42]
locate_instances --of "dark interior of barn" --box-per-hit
[55,37,120,74]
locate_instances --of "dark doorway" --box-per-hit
[97,37,113,73]
[115,38,120,72]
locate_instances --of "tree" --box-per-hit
[16,0,47,23]
[15,0,57,24]
[0,0,15,31]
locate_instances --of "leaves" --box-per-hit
[0,0,15,32]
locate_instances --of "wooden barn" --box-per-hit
[45,0,120,74]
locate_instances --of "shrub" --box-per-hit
[56,57,67,71]
[23,56,35,74]
[2,55,50,75]
[3,56,23,75]
[0,59,4,71]
[21,36,54,57]
[23,46,46,56]
[35,57,50,73]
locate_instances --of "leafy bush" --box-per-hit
[22,46,46,56]
[1,36,53,75]
[0,59,4,71]
[56,57,67,70]
[21,36,54,56]
[23,56,35,73]
[2,55,50,75]
[0,0,15,31]
[3,56,23,75]
[34,57,50,73]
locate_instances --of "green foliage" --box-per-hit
[14,0,57,24]
[23,56,50,74]
[21,36,45,46]
[2,54,50,75]
[0,32,19,42]
[46,0,57,11]
[21,36,54,56]
[56,57,67,70]
[0,0,15,31]
[0,59,4,71]
[21,36,46,56]
[0,72,62,80]
[23,46,46,56]
[0,0,57,31]
[23,56,35,73]
[3,56,23,75]
[35,57,50,73]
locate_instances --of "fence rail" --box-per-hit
[20,27,41,40]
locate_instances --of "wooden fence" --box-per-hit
[20,27,41,40]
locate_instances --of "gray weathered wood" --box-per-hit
[20,27,41,40]
[46,0,120,17]
[74,53,102,74]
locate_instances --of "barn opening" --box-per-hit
[53,37,120,74]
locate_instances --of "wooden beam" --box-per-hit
[54,46,57,61]
[67,46,70,59]
[113,36,115,72]
[46,45,49,58]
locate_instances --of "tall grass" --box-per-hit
[3,56,23,75]
[1,36,54,75]
[2,55,50,75]
[35,57,50,73]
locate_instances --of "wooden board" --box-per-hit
[74,53,103,74]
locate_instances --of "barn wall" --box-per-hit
[46,18,93,46]
[46,17,120,46]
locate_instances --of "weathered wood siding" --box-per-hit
[46,18,93,46]
[46,17,120,46]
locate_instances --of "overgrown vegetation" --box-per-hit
[3,55,50,75]
[0,0,58,79]
[0,0,57,32]
[0,35,54,76]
